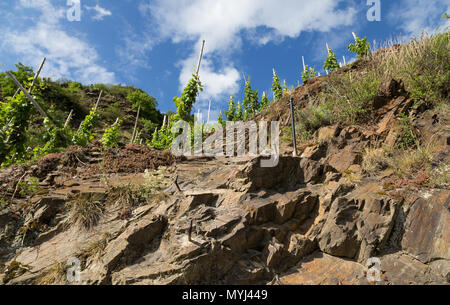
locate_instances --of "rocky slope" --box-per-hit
[0,67,449,285]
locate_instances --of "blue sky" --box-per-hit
[1,0,449,118]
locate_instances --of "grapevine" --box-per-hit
[272,69,283,101]
[347,33,371,59]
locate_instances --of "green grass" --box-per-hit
[292,31,449,144]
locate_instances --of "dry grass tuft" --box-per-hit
[65,193,105,230]
[78,233,111,261]
[362,146,391,174]
[34,261,67,285]
[392,142,437,179]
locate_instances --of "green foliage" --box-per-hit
[323,72,381,123]
[103,102,124,121]
[132,129,143,144]
[397,113,418,149]
[260,91,271,111]
[173,74,203,122]
[292,70,380,140]
[147,125,173,150]
[127,90,159,123]
[235,101,243,121]
[302,65,317,83]
[92,83,108,91]
[68,82,82,92]
[39,80,86,123]
[101,119,122,147]
[17,177,39,197]
[0,93,34,167]
[400,32,450,105]
[323,48,340,73]
[294,99,333,141]
[242,77,259,119]
[72,108,99,146]
[217,111,224,126]
[0,63,35,98]
[283,80,288,93]
[347,34,371,59]
[226,96,236,121]
[272,69,283,101]
[33,118,71,158]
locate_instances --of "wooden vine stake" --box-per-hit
[196,40,206,76]
[93,90,103,113]
[130,104,141,144]
[6,71,56,125]
[343,56,347,66]
[13,57,46,99]
[302,56,306,71]
[64,109,74,128]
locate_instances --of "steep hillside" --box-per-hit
[0,72,164,168]
[0,32,448,285]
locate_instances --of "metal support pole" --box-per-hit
[188,219,193,242]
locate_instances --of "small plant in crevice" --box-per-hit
[65,193,105,230]
[396,113,418,149]
[33,261,68,285]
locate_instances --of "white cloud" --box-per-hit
[0,0,116,84]
[389,0,450,37]
[85,4,112,21]
[142,0,357,104]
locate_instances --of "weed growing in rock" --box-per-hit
[65,193,105,230]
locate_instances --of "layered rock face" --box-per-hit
[0,83,449,285]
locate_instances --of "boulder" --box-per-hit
[401,190,450,263]
[318,183,397,262]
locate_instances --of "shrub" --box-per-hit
[103,102,124,121]
[127,90,159,123]
[371,31,449,106]
[33,118,72,158]
[0,63,34,97]
[68,82,82,92]
[319,72,381,124]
